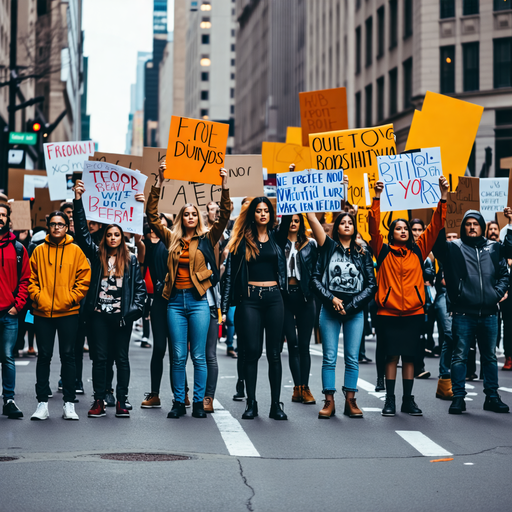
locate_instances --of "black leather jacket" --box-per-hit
[73,198,147,325]
[223,231,287,308]
[311,237,377,315]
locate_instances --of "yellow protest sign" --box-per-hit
[309,124,396,207]
[286,127,303,145]
[165,116,229,186]
[405,91,483,190]
[262,141,311,176]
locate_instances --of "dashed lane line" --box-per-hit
[499,387,512,393]
[212,399,260,458]
[15,361,30,366]
[396,431,453,457]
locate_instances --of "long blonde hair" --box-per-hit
[168,203,208,254]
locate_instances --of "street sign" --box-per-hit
[9,132,37,145]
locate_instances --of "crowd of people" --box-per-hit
[1,163,511,422]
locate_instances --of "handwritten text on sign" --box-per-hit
[276,169,345,215]
[377,147,443,212]
[43,141,95,200]
[479,178,508,222]
[82,162,147,235]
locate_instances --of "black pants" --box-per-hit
[149,295,173,394]
[90,313,133,401]
[74,309,86,385]
[239,286,284,402]
[234,307,245,381]
[205,307,219,398]
[34,315,78,403]
[282,286,315,387]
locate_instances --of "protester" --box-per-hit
[308,208,376,419]
[226,196,287,420]
[147,161,230,419]
[369,176,449,417]
[434,209,511,414]
[28,211,91,421]
[0,203,30,418]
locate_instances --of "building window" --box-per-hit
[403,58,413,109]
[389,67,398,116]
[365,17,373,67]
[463,42,479,91]
[494,0,512,11]
[440,45,455,93]
[496,109,512,176]
[389,0,398,49]
[200,18,211,29]
[230,105,235,115]
[200,57,211,66]
[201,90,209,100]
[201,72,209,81]
[463,0,479,15]
[231,44,235,52]
[231,59,235,66]
[377,76,385,122]
[355,26,361,74]
[202,34,210,44]
[404,0,413,38]
[440,0,455,19]
[377,6,385,59]
[201,109,209,118]
[355,91,361,128]
[494,38,512,88]
[365,84,373,127]
[230,88,235,98]
[200,2,211,11]
[230,73,235,80]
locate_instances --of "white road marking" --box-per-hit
[15,361,30,366]
[212,399,260,458]
[464,397,473,401]
[357,378,376,392]
[466,392,478,396]
[219,376,236,379]
[464,463,474,465]
[362,407,382,412]
[396,431,453,457]
[498,387,512,393]
[465,384,475,389]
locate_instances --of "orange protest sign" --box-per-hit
[299,87,348,146]
[261,142,311,176]
[286,127,303,145]
[405,92,483,190]
[165,116,229,186]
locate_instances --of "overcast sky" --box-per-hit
[82,0,174,153]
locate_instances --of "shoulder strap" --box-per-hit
[412,244,425,272]
[12,240,24,281]
[376,244,390,270]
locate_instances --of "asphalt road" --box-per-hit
[1,327,511,512]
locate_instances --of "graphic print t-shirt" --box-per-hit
[95,274,123,314]
[328,247,363,301]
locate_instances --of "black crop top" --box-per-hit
[248,240,278,282]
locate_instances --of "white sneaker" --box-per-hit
[31,402,49,421]
[62,402,79,420]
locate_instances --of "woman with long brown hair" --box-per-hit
[73,180,147,418]
[226,197,288,420]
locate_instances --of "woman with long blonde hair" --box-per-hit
[147,161,230,419]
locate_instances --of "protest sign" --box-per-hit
[286,127,303,145]
[309,124,396,207]
[82,161,147,234]
[445,176,480,236]
[43,141,95,201]
[165,116,229,186]
[31,188,61,229]
[405,92,483,191]
[8,169,46,199]
[89,152,143,171]
[479,178,508,222]
[276,169,345,215]
[410,208,434,226]
[23,175,48,199]
[299,87,348,147]
[10,200,32,230]
[377,147,443,212]
[262,141,311,177]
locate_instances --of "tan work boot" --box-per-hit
[318,394,335,419]
[141,393,161,408]
[436,378,454,400]
[292,386,302,403]
[344,397,363,417]
[203,396,214,413]
[302,386,316,404]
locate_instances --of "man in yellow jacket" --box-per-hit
[28,211,91,421]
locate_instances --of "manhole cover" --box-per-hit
[100,453,190,462]
[0,457,18,462]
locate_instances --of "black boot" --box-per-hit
[483,395,509,413]
[232,379,245,401]
[192,401,207,418]
[401,395,423,416]
[241,399,258,420]
[448,396,466,414]
[375,376,385,392]
[382,395,396,416]
[167,401,186,419]
[269,402,288,420]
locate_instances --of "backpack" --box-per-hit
[12,239,25,297]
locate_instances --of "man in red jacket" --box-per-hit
[0,203,30,419]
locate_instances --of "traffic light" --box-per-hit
[31,121,42,132]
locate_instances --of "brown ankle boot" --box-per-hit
[302,386,316,404]
[203,396,214,413]
[344,397,363,417]
[435,378,454,400]
[318,394,335,419]
[292,386,302,403]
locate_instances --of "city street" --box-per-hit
[1,329,511,512]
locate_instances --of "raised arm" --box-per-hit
[368,181,384,257]
[73,179,99,261]
[306,212,327,247]
[147,161,172,249]
[208,168,231,246]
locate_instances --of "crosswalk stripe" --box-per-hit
[212,399,260,458]
[357,378,375,392]
[396,431,453,457]
[15,361,30,366]
[498,387,512,393]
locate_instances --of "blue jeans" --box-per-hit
[0,311,18,401]
[451,313,499,398]
[225,306,236,349]
[434,293,453,378]
[167,289,210,403]
[320,306,364,394]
